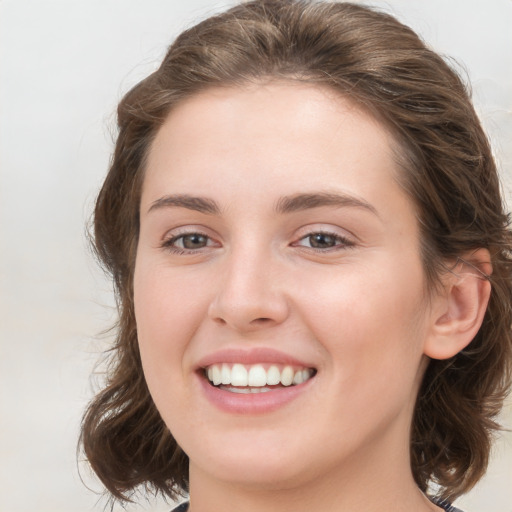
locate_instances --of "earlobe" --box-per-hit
[424,249,492,360]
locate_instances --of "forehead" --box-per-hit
[150,82,393,147]
[144,82,404,202]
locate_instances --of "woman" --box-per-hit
[80,1,512,511]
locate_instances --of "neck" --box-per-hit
[187,429,440,512]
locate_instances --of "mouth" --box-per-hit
[203,363,317,394]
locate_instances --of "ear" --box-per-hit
[424,249,492,360]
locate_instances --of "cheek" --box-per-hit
[135,262,206,339]
[133,265,214,430]
[133,263,211,390]
[299,258,428,386]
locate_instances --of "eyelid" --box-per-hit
[160,226,221,253]
[161,224,217,241]
[290,225,357,251]
[294,223,356,240]
[295,233,353,248]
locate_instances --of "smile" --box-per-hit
[205,363,316,393]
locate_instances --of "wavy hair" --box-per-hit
[80,0,512,503]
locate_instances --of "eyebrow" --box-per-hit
[274,192,378,216]
[148,194,220,215]
[147,191,378,217]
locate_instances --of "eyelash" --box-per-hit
[160,231,216,255]
[292,230,355,251]
[161,229,355,255]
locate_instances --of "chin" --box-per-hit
[186,430,315,489]
[197,455,311,491]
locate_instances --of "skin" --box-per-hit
[133,82,473,512]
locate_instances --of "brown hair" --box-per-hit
[80,0,512,503]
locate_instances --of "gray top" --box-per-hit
[170,497,465,511]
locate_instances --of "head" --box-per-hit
[81,0,512,503]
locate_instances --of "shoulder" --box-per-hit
[170,503,189,512]
[431,497,465,512]
[171,499,467,512]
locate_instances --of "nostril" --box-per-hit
[252,317,273,324]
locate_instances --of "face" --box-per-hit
[134,83,436,491]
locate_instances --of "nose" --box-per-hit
[208,246,289,333]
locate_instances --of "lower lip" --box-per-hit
[198,373,314,414]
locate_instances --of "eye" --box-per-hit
[161,232,218,253]
[294,231,354,250]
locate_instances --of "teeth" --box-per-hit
[248,365,267,386]
[280,366,294,386]
[220,386,273,394]
[293,371,304,385]
[266,365,281,385]
[221,364,231,385]
[205,363,314,389]
[212,365,222,386]
[231,364,248,386]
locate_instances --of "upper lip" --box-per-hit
[195,347,315,370]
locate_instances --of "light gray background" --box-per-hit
[1,1,511,511]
